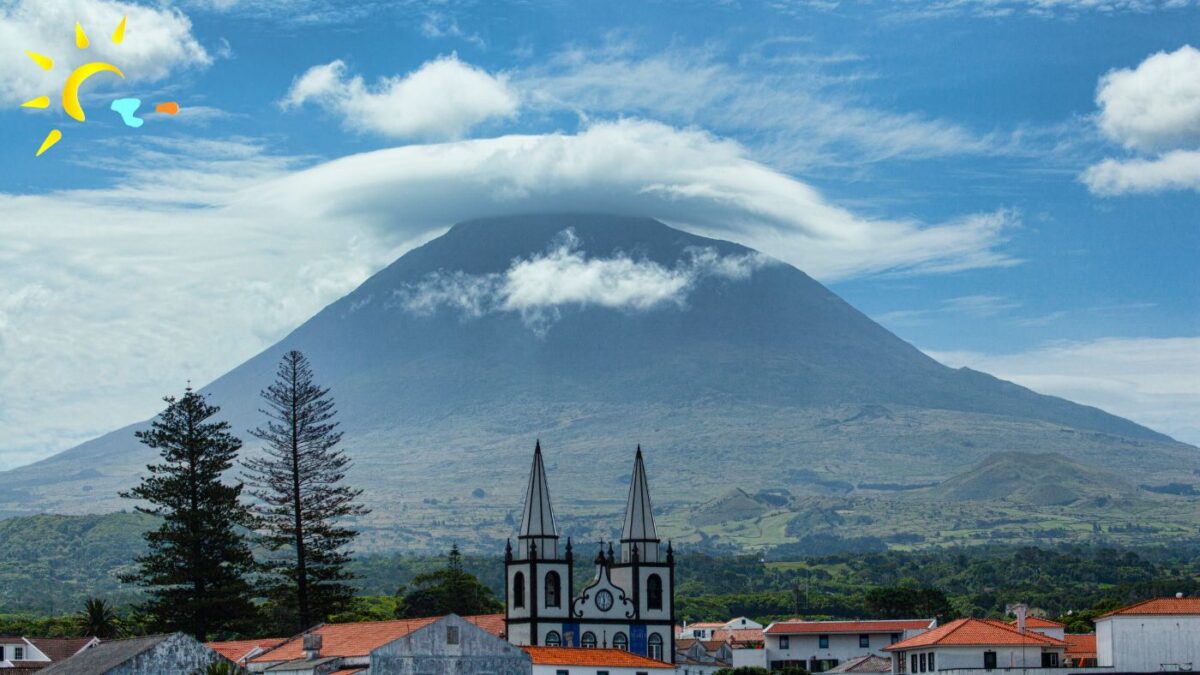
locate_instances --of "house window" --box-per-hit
[648,633,664,661]
[447,626,460,644]
[546,571,561,608]
[912,655,919,673]
[613,632,629,651]
[546,631,562,647]
[919,653,926,672]
[557,670,570,675]
[983,651,997,670]
[582,632,597,648]
[928,653,936,671]
[14,647,24,660]
[637,672,649,675]
[779,636,790,649]
[860,635,870,648]
[1041,653,1059,668]
[598,671,610,675]
[891,633,902,644]
[647,574,664,610]
[514,572,526,608]
[819,635,829,649]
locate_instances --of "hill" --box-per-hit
[940,452,1132,506]
[1,214,1196,552]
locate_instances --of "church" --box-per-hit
[504,442,676,664]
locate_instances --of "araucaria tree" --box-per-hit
[243,350,369,633]
[120,389,258,641]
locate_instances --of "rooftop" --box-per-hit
[1064,634,1097,658]
[885,619,1066,651]
[253,614,505,663]
[205,637,287,663]
[523,646,673,669]
[1100,597,1200,617]
[766,619,934,635]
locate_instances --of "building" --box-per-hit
[679,619,763,641]
[523,646,674,675]
[674,639,732,675]
[883,618,1066,675]
[1010,617,1066,642]
[763,619,935,671]
[826,655,893,673]
[1095,596,1200,672]
[0,637,98,672]
[1063,633,1097,668]
[505,443,675,664]
[39,633,230,675]
[248,613,524,675]
[206,638,288,667]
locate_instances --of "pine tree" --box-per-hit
[119,389,258,641]
[243,350,369,633]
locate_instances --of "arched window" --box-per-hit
[647,573,663,610]
[613,632,629,651]
[513,571,526,608]
[648,633,664,661]
[545,571,561,608]
[545,631,562,647]
[582,632,597,649]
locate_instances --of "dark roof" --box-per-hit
[27,637,98,662]
[827,655,893,673]
[39,635,171,675]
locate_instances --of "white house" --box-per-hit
[680,618,763,641]
[524,645,674,675]
[1011,617,1065,642]
[883,618,1066,675]
[1096,596,1200,672]
[763,619,935,672]
[0,637,98,669]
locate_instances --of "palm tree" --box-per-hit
[77,598,119,638]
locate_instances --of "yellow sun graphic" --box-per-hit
[22,17,128,157]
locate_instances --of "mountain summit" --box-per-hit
[1,215,1192,549]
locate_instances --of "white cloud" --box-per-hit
[1081,149,1200,195]
[1083,45,1200,195]
[880,0,1198,19]
[396,230,770,332]
[0,0,210,106]
[281,55,518,140]
[929,337,1200,446]
[1096,45,1200,152]
[0,119,1016,469]
[420,11,485,48]
[519,44,997,168]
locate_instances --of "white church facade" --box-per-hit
[505,442,676,664]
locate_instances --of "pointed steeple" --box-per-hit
[620,445,661,562]
[518,440,558,559]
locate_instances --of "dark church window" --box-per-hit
[546,571,561,607]
[582,632,597,648]
[648,633,664,661]
[613,632,629,651]
[514,572,526,608]
[647,574,663,610]
[546,631,562,647]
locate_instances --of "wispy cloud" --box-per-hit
[928,337,1200,445]
[396,229,770,333]
[876,294,1022,326]
[420,11,485,48]
[281,55,518,140]
[1082,45,1200,195]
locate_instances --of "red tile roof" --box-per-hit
[252,614,506,663]
[523,646,673,668]
[205,638,287,663]
[1100,597,1200,617]
[1064,634,1096,658]
[766,620,933,635]
[885,619,1065,651]
[713,628,764,644]
[1014,617,1064,629]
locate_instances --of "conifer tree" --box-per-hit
[120,389,258,641]
[243,350,369,633]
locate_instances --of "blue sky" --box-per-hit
[0,0,1197,469]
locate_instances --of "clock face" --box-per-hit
[596,590,614,611]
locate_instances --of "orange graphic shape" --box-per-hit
[155,101,180,115]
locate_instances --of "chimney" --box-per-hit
[303,633,323,660]
[1006,603,1028,633]
[1177,592,1185,599]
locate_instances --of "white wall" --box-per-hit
[768,631,907,665]
[1097,615,1200,672]
[533,664,673,675]
[918,645,1055,671]
[732,648,769,669]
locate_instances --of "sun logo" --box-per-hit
[21,17,180,157]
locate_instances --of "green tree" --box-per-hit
[192,661,245,675]
[120,389,258,641]
[395,545,503,618]
[76,598,120,638]
[865,586,954,621]
[242,351,369,633]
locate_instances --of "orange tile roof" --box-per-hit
[767,620,932,635]
[465,613,506,638]
[1014,617,1064,628]
[205,638,286,663]
[523,646,673,669]
[885,619,1065,651]
[329,669,367,675]
[1100,597,1200,617]
[1064,634,1096,658]
[713,628,765,644]
[254,617,440,662]
[687,622,727,629]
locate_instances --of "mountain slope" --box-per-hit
[1,214,1193,551]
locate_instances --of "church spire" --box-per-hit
[620,445,661,562]
[518,439,558,559]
